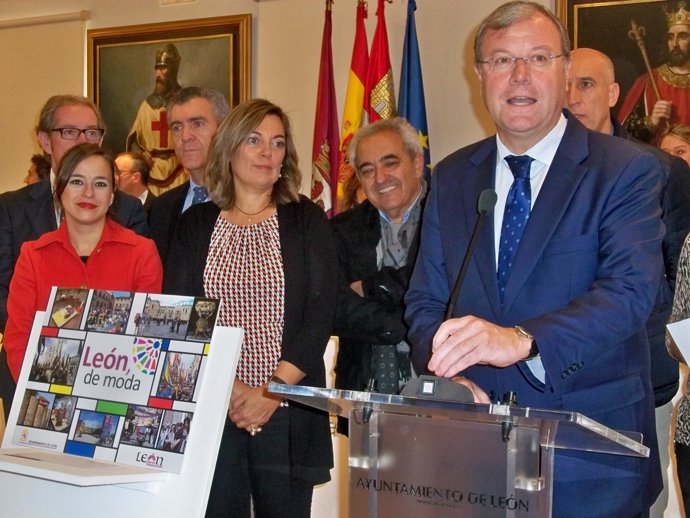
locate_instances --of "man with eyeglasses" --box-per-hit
[148,87,229,265]
[0,94,148,419]
[331,118,425,434]
[405,2,663,516]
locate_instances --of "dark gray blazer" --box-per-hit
[148,181,189,265]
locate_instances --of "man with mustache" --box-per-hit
[619,4,690,141]
[127,43,185,194]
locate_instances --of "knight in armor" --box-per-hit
[127,43,185,194]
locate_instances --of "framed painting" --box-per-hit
[556,0,685,127]
[87,14,251,189]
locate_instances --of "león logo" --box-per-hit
[131,337,162,375]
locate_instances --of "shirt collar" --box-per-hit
[496,113,567,170]
[36,218,139,250]
[377,180,427,224]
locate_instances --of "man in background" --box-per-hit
[568,46,690,518]
[148,87,229,265]
[0,94,148,418]
[405,3,663,516]
[24,154,50,185]
[332,117,425,434]
[115,151,157,215]
[127,42,184,194]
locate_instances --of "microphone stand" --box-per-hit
[445,189,497,320]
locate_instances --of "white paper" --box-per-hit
[666,318,690,363]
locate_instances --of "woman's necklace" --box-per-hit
[234,202,272,223]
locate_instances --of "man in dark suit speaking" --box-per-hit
[405,2,663,517]
[0,94,148,417]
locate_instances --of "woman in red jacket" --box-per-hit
[4,143,162,380]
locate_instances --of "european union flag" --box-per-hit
[399,0,431,179]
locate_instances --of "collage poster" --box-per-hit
[10,288,220,474]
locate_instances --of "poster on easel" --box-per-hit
[9,287,220,474]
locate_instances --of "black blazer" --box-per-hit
[331,199,421,393]
[148,181,189,265]
[142,189,157,216]
[164,197,337,483]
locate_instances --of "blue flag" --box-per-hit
[399,0,431,179]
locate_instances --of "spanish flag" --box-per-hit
[336,0,369,214]
[365,0,396,123]
[310,0,340,216]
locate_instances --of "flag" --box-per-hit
[399,0,431,178]
[365,0,396,123]
[310,0,340,216]
[337,0,369,213]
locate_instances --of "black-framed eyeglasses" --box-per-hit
[51,127,105,141]
[477,53,566,73]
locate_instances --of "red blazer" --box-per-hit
[4,218,162,380]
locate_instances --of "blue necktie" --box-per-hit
[497,155,533,305]
[192,186,208,206]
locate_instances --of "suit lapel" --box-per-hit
[501,117,590,312]
[463,140,501,316]
[27,180,56,237]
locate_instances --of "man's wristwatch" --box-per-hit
[514,326,539,360]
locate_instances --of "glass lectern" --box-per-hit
[269,384,649,518]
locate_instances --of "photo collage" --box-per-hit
[12,288,219,473]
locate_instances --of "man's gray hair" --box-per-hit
[349,117,423,169]
[166,86,230,124]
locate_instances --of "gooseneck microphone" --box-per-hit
[444,189,498,320]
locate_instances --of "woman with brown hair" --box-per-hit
[164,98,337,518]
[659,125,690,167]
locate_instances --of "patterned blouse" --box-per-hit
[669,233,690,445]
[203,213,285,387]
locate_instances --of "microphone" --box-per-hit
[361,378,377,424]
[501,391,518,442]
[444,189,497,320]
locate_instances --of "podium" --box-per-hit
[269,384,649,518]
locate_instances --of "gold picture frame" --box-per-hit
[87,14,251,155]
